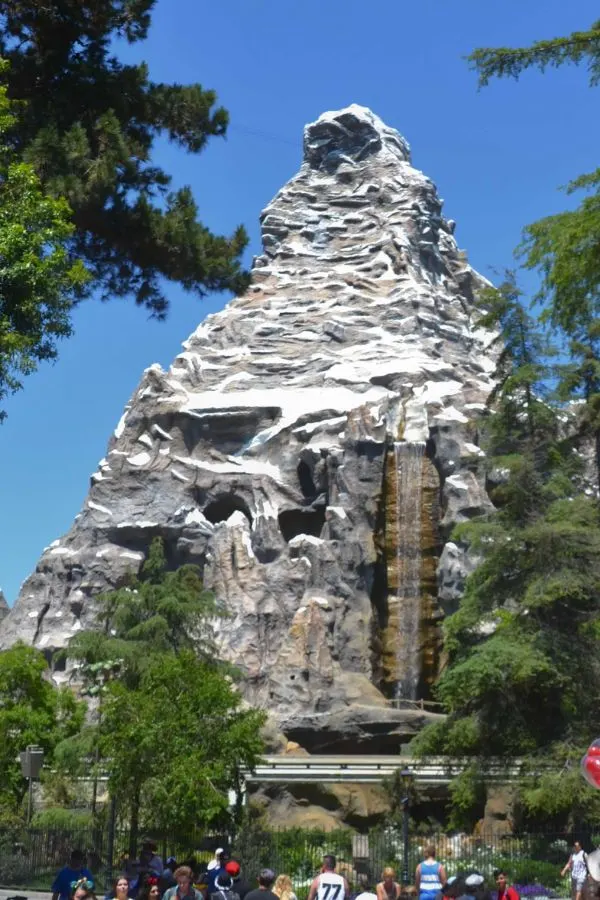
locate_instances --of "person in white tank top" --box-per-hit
[307,856,348,900]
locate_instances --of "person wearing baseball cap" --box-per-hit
[225,862,250,900]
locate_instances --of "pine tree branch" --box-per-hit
[468,21,600,87]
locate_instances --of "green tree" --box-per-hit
[60,538,240,841]
[0,643,85,815]
[468,21,600,491]
[0,1,249,318]
[67,537,222,689]
[413,285,600,829]
[0,72,88,418]
[99,650,265,836]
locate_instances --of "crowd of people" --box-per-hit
[52,841,586,900]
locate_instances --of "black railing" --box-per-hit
[0,825,597,893]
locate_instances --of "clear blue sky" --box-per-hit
[0,0,597,603]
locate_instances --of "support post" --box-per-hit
[105,794,117,892]
[402,797,410,885]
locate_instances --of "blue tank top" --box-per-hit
[419,861,442,900]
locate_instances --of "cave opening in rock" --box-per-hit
[279,507,326,542]
[204,494,253,527]
[297,460,317,501]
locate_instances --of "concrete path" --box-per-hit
[0,890,51,900]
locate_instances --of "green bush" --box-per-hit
[31,808,94,830]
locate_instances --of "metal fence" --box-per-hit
[0,825,596,893]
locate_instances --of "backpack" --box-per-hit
[211,890,240,900]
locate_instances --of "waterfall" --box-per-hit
[394,440,425,701]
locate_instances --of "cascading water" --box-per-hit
[394,440,425,701]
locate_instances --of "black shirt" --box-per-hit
[233,880,251,900]
[244,890,278,900]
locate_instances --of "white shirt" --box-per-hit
[316,873,345,900]
[572,851,588,881]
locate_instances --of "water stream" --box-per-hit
[394,440,426,701]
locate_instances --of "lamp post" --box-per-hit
[400,767,414,886]
[19,745,44,824]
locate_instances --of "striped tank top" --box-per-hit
[419,861,442,900]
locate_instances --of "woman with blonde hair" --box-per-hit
[377,868,400,900]
[274,875,297,900]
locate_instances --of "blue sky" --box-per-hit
[1,0,598,603]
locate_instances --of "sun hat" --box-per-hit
[465,874,484,887]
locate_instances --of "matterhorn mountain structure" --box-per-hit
[1,106,496,753]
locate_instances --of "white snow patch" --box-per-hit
[28,611,38,618]
[433,406,469,424]
[327,506,347,519]
[114,410,129,439]
[184,508,210,527]
[88,501,113,516]
[120,551,144,561]
[464,442,485,457]
[152,424,173,441]
[288,534,324,547]
[292,416,346,436]
[137,432,154,449]
[126,451,151,467]
[417,379,463,405]
[115,520,158,529]
[173,454,282,482]
[171,468,189,483]
[50,547,76,556]
[446,474,470,491]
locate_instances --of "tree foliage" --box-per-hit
[67,537,223,689]
[58,538,262,834]
[0,0,249,317]
[100,650,265,834]
[468,20,600,490]
[413,277,600,830]
[0,72,88,418]
[0,643,84,814]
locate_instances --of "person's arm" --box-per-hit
[343,879,350,898]
[561,856,573,877]
[376,885,384,900]
[415,865,422,894]
[51,870,63,900]
[439,868,448,887]
[308,878,319,900]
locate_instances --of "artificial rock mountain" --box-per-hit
[1,106,497,754]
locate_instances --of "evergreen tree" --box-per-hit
[0,70,88,419]
[59,538,246,838]
[67,537,223,688]
[0,1,249,318]
[413,283,600,830]
[468,20,600,493]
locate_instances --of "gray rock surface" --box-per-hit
[0,590,8,625]
[0,106,497,750]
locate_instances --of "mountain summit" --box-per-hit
[1,106,496,751]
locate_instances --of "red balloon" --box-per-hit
[581,741,600,789]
